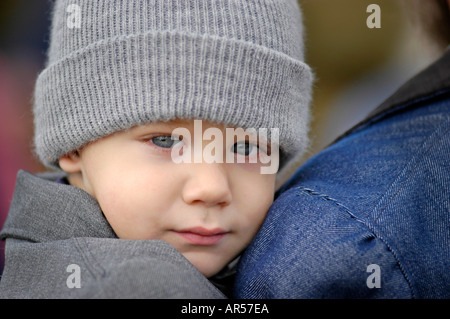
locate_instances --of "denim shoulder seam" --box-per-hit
[295,186,366,224]
[366,117,450,298]
[372,118,450,223]
[294,186,416,298]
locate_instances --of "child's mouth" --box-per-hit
[173,227,229,245]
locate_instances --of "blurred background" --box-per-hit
[0,0,444,275]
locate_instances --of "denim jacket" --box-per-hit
[235,49,450,298]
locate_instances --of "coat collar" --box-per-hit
[334,48,450,142]
[0,170,117,242]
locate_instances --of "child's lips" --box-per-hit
[173,227,229,245]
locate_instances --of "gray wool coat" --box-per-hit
[0,170,225,299]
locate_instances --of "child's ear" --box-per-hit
[59,151,82,173]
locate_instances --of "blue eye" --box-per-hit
[150,136,181,149]
[233,141,257,156]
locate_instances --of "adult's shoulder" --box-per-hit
[235,185,412,298]
[235,50,450,299]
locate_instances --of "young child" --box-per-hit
[0,0,312,298]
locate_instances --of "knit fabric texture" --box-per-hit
[33,0,313,173]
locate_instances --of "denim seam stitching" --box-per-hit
[295,186,415,298]
[368,119,450,298]
[295,187,365,223]
[373,120,450,223]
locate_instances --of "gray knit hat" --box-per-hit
[33,0,313,175]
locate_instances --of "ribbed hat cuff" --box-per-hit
[34,30,312,169]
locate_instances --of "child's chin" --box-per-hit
[201,266,221,278]
[179,251,222,277]
[194,262,222,278]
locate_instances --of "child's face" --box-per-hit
[60,119,277,277]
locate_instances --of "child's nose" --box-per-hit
[182,163,232,208]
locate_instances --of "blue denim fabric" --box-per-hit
[234,93,450,298]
